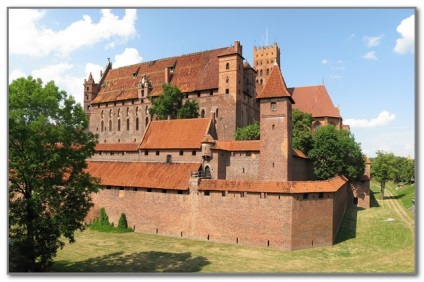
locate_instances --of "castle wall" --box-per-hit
[225,151,260,180]
[291,192,335,250]
[332,182,349,240]
[291,156,314,181]
[350,180,371,208]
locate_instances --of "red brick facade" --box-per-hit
[83,40,370,251]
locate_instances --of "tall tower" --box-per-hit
[257,64,294,181]
[253,43,280,88]
[83,72,99,119]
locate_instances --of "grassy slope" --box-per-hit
[51,182,415,273]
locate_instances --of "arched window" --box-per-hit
[101,110,104,119]
[145,106,149,115]
[226,76,229,83]
[226,63,230,70]
[101,120,104,132]
[136,106,139,116]
[260,70,263,76]
[204,166,211,178]
[136,118,139,131]
[109,109,112,118]
[201,109,205,118]
[109,120,112,131]
[215,109,218,118]
[127,119,130,131]
[126,107,129,117]
[118,119,121,131]
[118,108,120,117]
[266,69,269,75]
[145,117,149,127]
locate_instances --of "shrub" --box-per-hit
[118,213,128,229]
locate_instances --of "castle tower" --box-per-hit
[83,72,99,119]
[217,40,246,138]
[256,64,294,181]
[253,43,280,88]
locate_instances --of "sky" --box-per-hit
[7,7,416,159]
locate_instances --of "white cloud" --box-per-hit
[9,9,138,58]
[9,69,28,83]
[114,48,143,68]
[332,66,345,71]
[394,14,415,54]
[344,111,396,128]
[363,34,385,47]
[85,63,104,82]
[330,75,341,80]
[321,59,328,65]
[363,51,377,60]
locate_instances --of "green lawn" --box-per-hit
[51,183,415,273]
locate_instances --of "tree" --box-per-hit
[234,121,260,140]
[117,213,129,229]
[148,83,199,120]
[400,158,415,184]
[371,151,397,199]
[291,109,314,155]
[308,125,365,180]
[9,76,99,271]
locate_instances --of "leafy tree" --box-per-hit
[8,76,98,271]
[308,125,365,180]
[400,158,415,184]
[371,151,398,199]
[291,108,314,155]
[148,83,199,120]
[234,121,260,140]
[117,213,129,229]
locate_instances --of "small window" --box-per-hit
[162,189,167,194]
[225,89,229,94]
[319,192,324,199]
[126,119,130,131]
[226,63,230,70]
[147,188,152,192]
[226,76,229,83]
[270,102,277,111]
[144,151,148,156]
[179,150,184,156]
[222,191,226,197]
[204,191,210,196]
[156,151,160,156]
[210,91,213,96]
[303,193,308,199]
[246,152,251,157]
[166,154,172,163]
[192,150,196,156]
[197,92,201,97]
[178,190,183,195]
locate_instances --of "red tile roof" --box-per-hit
[199,175,348,194]
[92,46,230,103]
[288,85,341,118]
[95,143,139,152]
[86,161,201,190]
[292,149,308,159]
[256,64,294,102]
[139,118,212,150]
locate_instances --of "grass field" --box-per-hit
[51,182,415,273]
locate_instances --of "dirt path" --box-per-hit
[383,188,415,231]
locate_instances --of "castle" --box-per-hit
[84,40,370,251]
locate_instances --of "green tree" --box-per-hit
[400,158,415,184]
[117,213,129,229]
[308,125,365,180]
[99,207,110,226]
[234,121,260,140]
[8,76,99,271]
[291,108,314,155]
[148,83,199,120]
[371,151,398,199]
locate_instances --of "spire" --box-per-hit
[256,64,294,102]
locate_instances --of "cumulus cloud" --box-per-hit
[9,9,138,57]
[394,14,415,54]
[363,51,377,60]
[363,34,385,47]
[9,69,28,83]
[85,63,104,82]
[114,48,143,68]
[321,59,328,65]
[344,111,396,128]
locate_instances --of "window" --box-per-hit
[136,118,139,131]
[145,117,149,127]
[270,102,277,111]
[101,110,104,119]
[136,107,139,116]
[215,109,218,118]
[260,70,263,76]
[303,193,308,199]
[210,91,213,96]
[144,151,148,156]
[109,109,112,118]
[118,108,121,117]
[126,119,130,131]
[101,121,104,132]
[166,154,172,163]
[192,150,196,156]
[226,63,230,70]
[126,107,129,117]
[147,188,152,192]
[319,192,324,199]
[201,109,205,118]
[109,120,112,131]
[204,191,210,196]
[226,76,229,83]
[118,119,121,131]
[246,151,251,157]
[197,92,201,97]
[266,69,269,75]
[156,151,160,156]
[179,150,184,156]
[225,89,229,94]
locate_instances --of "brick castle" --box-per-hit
[83,40,370,250]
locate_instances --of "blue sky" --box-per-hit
[7,7,416,158]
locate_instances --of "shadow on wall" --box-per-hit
[334,205,363,245]
[52,251,210,272]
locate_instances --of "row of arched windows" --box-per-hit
[101,106,148,119]
[100,117,149,132]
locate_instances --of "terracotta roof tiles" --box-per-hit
[139,118,211,150]
[289,85,341,118]
[256,64,294,102]
[198,175,348,194]
[86,161,201,190]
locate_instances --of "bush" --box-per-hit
[88,208,133,233]
[117,213,128,229]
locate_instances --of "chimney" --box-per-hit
[234,40,242,55]
[165,67,170,84]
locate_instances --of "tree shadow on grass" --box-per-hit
[52,251,210,273]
